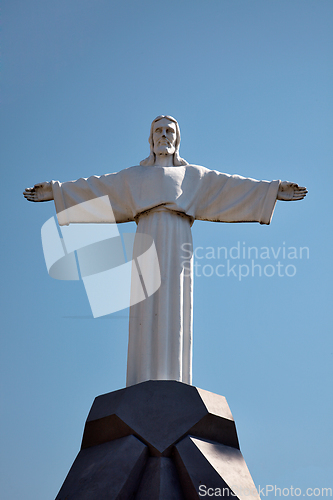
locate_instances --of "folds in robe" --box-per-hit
[51,165,280,387]
[51,165,280,227]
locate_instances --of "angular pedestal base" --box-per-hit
[55,381,260,499]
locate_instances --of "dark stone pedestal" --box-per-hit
[55,381,260,499]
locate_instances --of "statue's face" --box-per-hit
[152,118,177,157]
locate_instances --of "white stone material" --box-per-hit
[51,163,280,387]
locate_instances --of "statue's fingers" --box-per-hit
[24,193,36,200]
[293,192,306,197]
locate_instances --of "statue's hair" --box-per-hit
[140,115,188,166]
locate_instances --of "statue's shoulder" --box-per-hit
[123,165,142,172]
[110,165,143,177]
[185,164,211,175]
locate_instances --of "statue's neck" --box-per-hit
[154,154,174,167]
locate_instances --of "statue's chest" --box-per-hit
[136,168,185,202]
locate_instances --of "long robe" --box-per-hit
[51,164,280,386]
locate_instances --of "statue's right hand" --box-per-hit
[23,182,54,202]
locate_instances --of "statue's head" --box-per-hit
[140,115,188,166]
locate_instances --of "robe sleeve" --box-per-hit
[51,170,136,226]
[193,169,280,225]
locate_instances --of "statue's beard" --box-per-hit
[154,143,175,156]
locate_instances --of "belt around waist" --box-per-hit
[134,206,194,226]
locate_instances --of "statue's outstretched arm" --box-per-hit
[277,181,307,201]
[23,182,54,202]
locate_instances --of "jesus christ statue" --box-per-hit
[23,115,307,387]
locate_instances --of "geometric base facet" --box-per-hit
[55,435,148,500]
[175,436,260,500]
[135,457,185,499]
[55,381,260,499]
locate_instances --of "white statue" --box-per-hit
[23,116,307,387]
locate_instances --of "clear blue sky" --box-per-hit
[1,1,332,498]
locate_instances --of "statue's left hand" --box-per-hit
[277,181,307,201]
[23,182,54,202]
